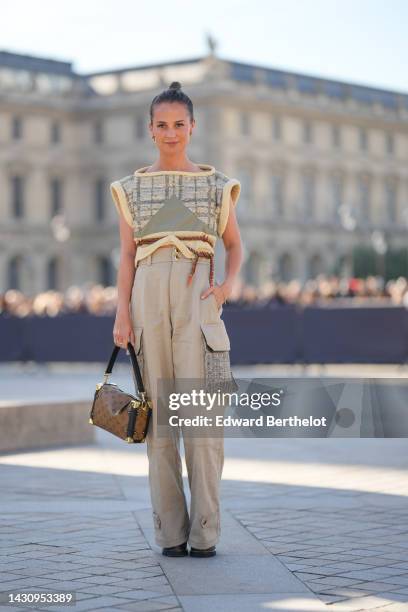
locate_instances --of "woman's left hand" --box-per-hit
[200,284,227,310]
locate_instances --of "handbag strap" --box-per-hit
[105,342,145,394]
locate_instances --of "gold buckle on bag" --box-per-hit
[126,395,149,443]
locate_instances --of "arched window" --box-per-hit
[245,252,263,286]
[278,253,294,282]
[8,255,22,289]
[11,175,24,218]
[50,178,63,217]
[309,254,324,278]
[384,180,397,225]
[98,255,114,286]
[270,173,284,218]
[301,172,315,219]
[357,174,371,222]
[331,175,344,221]
[95,178,106,221]
[236,166,253,221]
[47,257,59,290]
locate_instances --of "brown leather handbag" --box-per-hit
[88,341,152,443]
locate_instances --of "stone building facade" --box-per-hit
[1,50,408,294]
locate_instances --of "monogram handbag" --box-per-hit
[88,341,152,443]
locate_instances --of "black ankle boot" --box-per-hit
[189,545,216,557]
[162,541,188,557]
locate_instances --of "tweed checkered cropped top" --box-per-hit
[110,164,241,287]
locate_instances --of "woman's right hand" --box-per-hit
[113,311,135,350]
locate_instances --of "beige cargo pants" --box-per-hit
[130,245,233,549]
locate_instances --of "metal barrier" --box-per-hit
[0,305,407,364]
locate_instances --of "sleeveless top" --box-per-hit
[110,164,240,286]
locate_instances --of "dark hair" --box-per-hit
[149,81,194,123]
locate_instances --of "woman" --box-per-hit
[110,81,242,558]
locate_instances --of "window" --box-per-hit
[231,63,256,83]
[385,181,397,224]
[359,127,368,152]
[237,167,252,220]
[278,253,294,282]
[331,176,343,220]
[12,116,22,140]
[358,176,371,221]
[265,70,286,89]
[375,91,398,110]
[50,178,62,216]
[323,81,346,100]
[94,120,104,144]
[135,116,145,139]
[297,77,318,94]
[11,176,24,218]
[95,178,105,221]
[244,251,262,286]
[271,174,284,218]
[385,133,394,156]
[302,173,315,218]
[240,112,250,136]
[98,255,114,286]
[8,256,22,290]
[303,120,313,144]
[309,254,324,278]
[332,125,341,149]
[51,120,61,144]
[47,257,59,290]
[351,86,375,105]
[272,117,281,141]
[239,168,251,199]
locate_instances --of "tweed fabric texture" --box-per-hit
[200,322,239,394]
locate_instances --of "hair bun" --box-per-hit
[169,81,182,91]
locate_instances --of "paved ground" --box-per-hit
[1,364,408,611]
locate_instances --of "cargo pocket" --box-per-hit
[131,326,145,391]
[200,321,239,394]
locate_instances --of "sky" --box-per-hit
[1,0,407,94]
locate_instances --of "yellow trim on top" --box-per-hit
[110,181,133,228]
[218,179,241,237]
[134,164,215,176]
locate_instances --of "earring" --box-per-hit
[152,135,155,141]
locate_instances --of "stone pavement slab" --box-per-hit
[179,593,329,611]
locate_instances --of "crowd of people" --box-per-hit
[2,274,408,317]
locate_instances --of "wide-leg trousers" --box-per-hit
[130,245,232,549]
